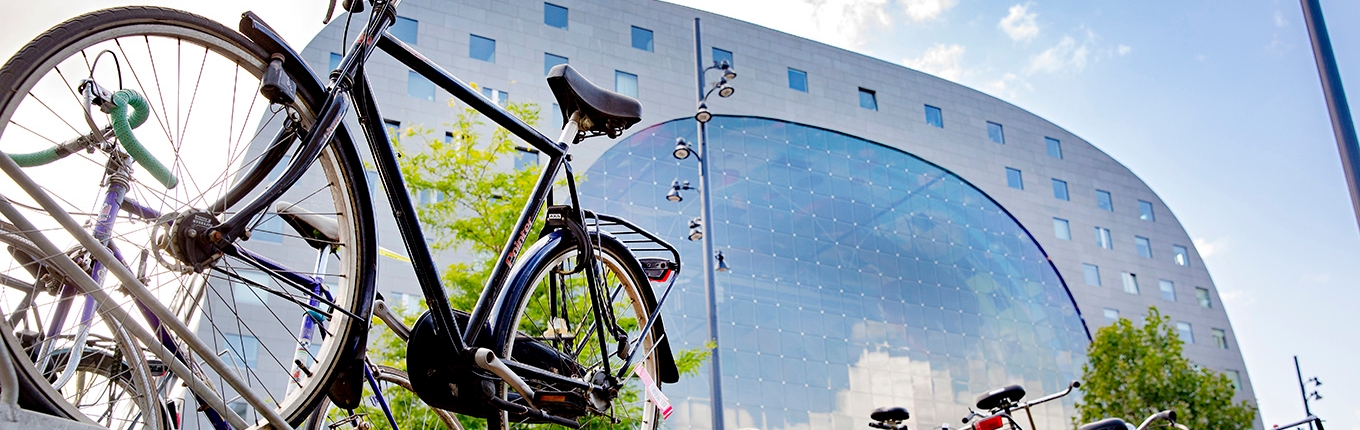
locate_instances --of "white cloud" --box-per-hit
[1117,44,1132,56]
[902,0,958,22]
[1274,10,1288,27]
[1193,237,1226,258]
[804,0,894,47]
[984,72,1032,99]
[1026,35,1091,74]
[903,43,966,81]
[998,3,1039,42]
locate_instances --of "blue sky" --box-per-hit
[2,0,1357,428]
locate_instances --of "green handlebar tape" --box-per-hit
[110,89,178,189]
[7,146,62,167]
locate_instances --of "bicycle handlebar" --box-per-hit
[1136,410,1182,430]
[6,89,178,189]
[1015,380,1081,410]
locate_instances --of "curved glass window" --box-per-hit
[580,116,1090,429]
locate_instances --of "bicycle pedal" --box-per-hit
[534,390,587,411]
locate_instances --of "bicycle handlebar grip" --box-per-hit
[110,89,178,189]
[7,146,63,167]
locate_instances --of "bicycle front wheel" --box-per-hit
[491,230,663,430]
[0,7,374,428]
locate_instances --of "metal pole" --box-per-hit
[694,16,725,430]
[1300,0,1360,232]
[1295,356,1314,430]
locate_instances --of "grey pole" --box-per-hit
[1295,356,1314,430]
[1300,0,1360,232]
[693,16,725,430]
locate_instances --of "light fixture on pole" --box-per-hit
[688,218,703,241]
[673,137,695,160]
[667,179,694,203]
[715,251,729,272]
[695,103,712,123]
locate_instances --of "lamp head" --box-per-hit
[687,218,703,241]
[695,103,712,123]
[666,179,683,202]
[718,84,735,98]
[720,61,737,80]
[716,251,730,272]
[673,137,692,160]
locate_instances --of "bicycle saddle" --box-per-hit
[546,64,641,139]
[275,201,340,250]
[975,384,1026,410]
[870,406,910,422]
[1078,418,1132,430]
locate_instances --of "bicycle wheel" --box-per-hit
[0,220,164,429]
[0,6,374,428]
[303,364,465,430]
[492,230,663,430]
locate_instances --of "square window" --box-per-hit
[1083,263,1101,286]
[859,88,878,110]
[1046,137,1063,159]
[230,271,271,306]
[615,71,638,98]
[987,121,1004,143]
[444,131,453,144]
[1212,329,1228,349]
[631,26,654,52]
[1096,189,1113,211]
[1006,167,1023,190]
[788,68,808,92]
[253,212,284,244]
[1103,308,1119,324]
[406,71,434,101]
[1135,236,1152,258]
[1095,227,1112,249]
[328,52,342,71]
[544,53,568,76]
[925,105,943,128]
[712,47,733,68]
[1052,179,1069,201]
[222,333,259,368]
[480,87,509,106]
[1173,245,1190,266]
[1226,370,1241,391]
[1053,218,1071,240]
[549,103,563,132]
[1121,272,1139,294]
[469,34,496,63]
[1159,279,1176,301]
[1195,287,1212,309]
[544,2,568,29]
[391,16,418,44]
[1176,322,1194,344]
[1139,200,1155,221]
[383,119,401,143]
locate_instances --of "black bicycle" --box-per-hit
[0,0,681,428]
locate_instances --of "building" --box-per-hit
[204,0,1255,428]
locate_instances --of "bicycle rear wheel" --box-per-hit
[491,230,663,430]
[0,6,374,427]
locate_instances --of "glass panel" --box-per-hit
[1006,168,1023,190]
[407,71,434,101]
[859,88,877,110]
[630,26,653,51]
[391,16,418,44]
[788,68,808,92]
[925,105,943,128]
[1103,308,1119,324]
[1052,179,1069,201]
[1095,227,1112,249]
[712,47,734,68]
[1173,245,1189,266]
[1096,190,1113,211]
[1139,200,1155,221]
[221,334,260,368]
[469,34,496,62]
[1226,370,1241,390]
[1135,236,1152,258]
[1045,137,1062,159]
[987,121,1004,144]
[1052,218,1070,240]
[1212,329,1228,349]
[615,71,638,98]
[231,271,271,306]
[1176,322,1194,344]
[1121,272,1139,294]
[1196,287,1212,308]
[1159,279,1176,301]
[544,2,568,29]
[544,53,568,76]
[1082,264,1100,286]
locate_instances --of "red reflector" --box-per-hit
[974,415,1004,430]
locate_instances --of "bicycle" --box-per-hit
[0,0,682,428]
[872,381,1186,430]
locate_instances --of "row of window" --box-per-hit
[1009,168,1157,221]
[1051,219,1189,265]
[1098,307,1231,350]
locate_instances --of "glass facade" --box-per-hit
[580,116,1089,429]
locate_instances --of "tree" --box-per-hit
[333,99,706,429]
[1073,307,1256,429]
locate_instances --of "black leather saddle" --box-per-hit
[546,64,641,139]
[870,406,910,422]
[975,384,1026,410]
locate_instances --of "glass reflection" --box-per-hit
[580,116,1090,429]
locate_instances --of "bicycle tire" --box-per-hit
[303,364,465,430]
[0,6,375,428]
[490,229,663,430]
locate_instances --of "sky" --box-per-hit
[1,0,1358,429]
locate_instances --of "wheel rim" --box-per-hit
[0,9,366,427]
[504,243,661,429]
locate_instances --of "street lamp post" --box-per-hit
[668,16,738,430]
[1294,356,1324,430]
